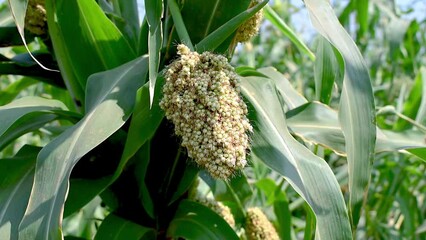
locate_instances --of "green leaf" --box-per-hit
[407,148,426,162]
[313,36,344,104]
[264,5,315,61]
[0,145,40,240]
[18,56,148,239]
[286,102,426,154]
[355,0,369,38]
[241,76,352,239]
[94,214,155,240]
[145,0,163,106]
[45,0,136,105]
[274,193,292,240]
[394,67,426,130]
[257,67,307,110]
[255,178,286,205]
[304,0,376,228]
[195,0,268,52]
[0,3,14,26]
[0,97,68,151]
[167,200,239,240]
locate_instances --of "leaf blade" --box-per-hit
[18,56,149,239]
[304,0,376,228]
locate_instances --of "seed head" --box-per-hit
[160,44,252,179]
[25,0,47,35]
[195,197,235,228]
[245,207,279,240]
[235,0,263,43]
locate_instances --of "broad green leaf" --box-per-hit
[94,214,155,240]
[304,0,376,228]
[45,0,136,106]
[18,56,148,239]
[0,3,14,26]
[286,102,426,154]
[0,145,40,240]
[241,76,352,239]
[407,148,426,162]
[194,0,268,52]
[167,200,239,240]
[0,97,68,150]
[0,111,63,151]
[314,36,344,104]
[264,5,315,61]
[145,0,163,106]
[257,67,307,110]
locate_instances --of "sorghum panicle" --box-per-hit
[25,0,47,35]
[235,0,263,43]
[195,197,235,228]
[159,44,252,179]
[245,207,280,240]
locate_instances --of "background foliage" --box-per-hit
[0,0,425,239]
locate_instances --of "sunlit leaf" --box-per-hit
[286,102,426,154]
[145,0,163,106]
[304,0,376,228]
[241,76,352,239]
[45,0,136,105]
[314,36,344,104]
[0,145,40,240]
[18,56,148,239]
